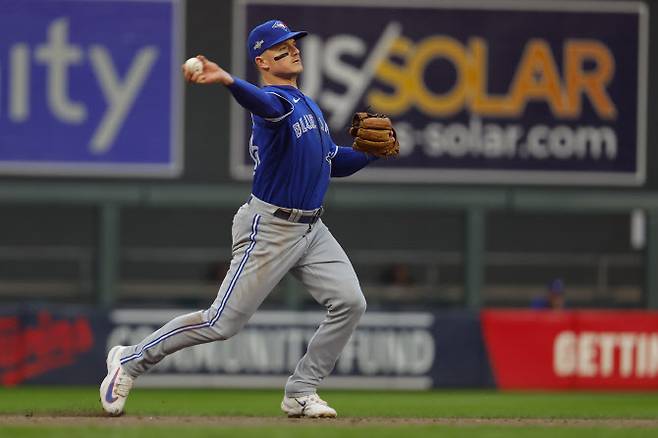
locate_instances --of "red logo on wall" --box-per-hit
[482,310,658,390]
[0,311,94,385]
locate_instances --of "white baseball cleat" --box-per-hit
[281,393,337,418]
[99,345,134,416]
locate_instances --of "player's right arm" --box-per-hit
[183,55,287,120]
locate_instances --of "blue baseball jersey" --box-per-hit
[248,85,337,210]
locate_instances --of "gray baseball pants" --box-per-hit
[119,195,366,396]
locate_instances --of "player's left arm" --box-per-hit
[330,146,379,178]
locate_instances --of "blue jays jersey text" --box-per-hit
[249,85,337,210]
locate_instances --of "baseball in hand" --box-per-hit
[184,57,203,74]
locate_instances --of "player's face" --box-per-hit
[261,39,303,76]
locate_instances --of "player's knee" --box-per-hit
[203,309,241,341]
[212,319,245,340]
[216,327,237,340]
[344,293,367,317]
[213,319,247,340]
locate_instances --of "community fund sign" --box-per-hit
[232,0,648,185]
[108,310,437,389]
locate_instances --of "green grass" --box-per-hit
[2,387,658,437]
[3,427,658,438]
[1,387,658,418]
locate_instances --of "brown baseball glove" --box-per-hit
[349,112,399,158]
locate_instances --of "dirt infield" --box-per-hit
[2,415,658,428]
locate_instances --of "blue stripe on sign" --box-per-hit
[120,214,261,365]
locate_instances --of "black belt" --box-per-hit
[273,206,324,224]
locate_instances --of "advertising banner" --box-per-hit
[432,310,494,388]
[231,0,648,185]
[0,306,108,386]
[108,309,440,389]
[2,307,490,389]
[482,310,658,390]
[0,0,184,177]
[6,306,658,390]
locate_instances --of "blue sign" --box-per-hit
[0,0,183,177]
[232,0,648,186]
[2,306,494,389]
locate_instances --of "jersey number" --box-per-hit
[249,135,260,172]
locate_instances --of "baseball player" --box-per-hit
[100,19,395,418]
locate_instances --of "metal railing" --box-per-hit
[0,182,657,308]
[0,244,644,308]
